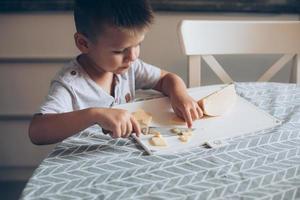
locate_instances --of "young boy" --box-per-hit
[29,0,203,145]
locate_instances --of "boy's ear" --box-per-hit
[74,32,90,54]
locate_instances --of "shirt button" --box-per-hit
[70,70,77,76]
[125,93,131,103]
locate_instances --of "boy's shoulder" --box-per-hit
[53,58,84,84]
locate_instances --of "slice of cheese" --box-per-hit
[170,128,181,134]
[178,135,189,143]
[149,129,161,137]
[132,109,152,135]
[198,84,237,117]
[149,136,167,147]
[132,109,152,126]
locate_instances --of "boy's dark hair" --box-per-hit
[74,0,154,41]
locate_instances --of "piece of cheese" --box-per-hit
[149,129,161,137]
[132,109,152,135]
[170,128,181,134]
[178,135,189,143]
[149,136,167,147]
[132,109,152,126]
[198,84,237,117]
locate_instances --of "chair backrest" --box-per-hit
[178,20,300,87]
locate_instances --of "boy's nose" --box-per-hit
[125,48,138,62]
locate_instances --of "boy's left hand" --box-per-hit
[170,93,203,128]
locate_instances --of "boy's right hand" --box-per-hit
[94,108,141,138]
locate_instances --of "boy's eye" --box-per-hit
[112,44,140,54]
[113,50,125,54]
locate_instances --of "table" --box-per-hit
[21,82,300,200]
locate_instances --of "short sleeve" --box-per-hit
[134,59,161,90]
[39,81,73,114]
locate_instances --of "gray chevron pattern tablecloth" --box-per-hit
[21,82,300,200]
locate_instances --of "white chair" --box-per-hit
[178,20,300,87]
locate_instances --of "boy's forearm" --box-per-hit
[154,72,188,98]
[29,108,98,145]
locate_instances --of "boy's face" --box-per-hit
[84,25,146,74]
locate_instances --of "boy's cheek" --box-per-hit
[107,55,124,65]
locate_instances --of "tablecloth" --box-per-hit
[21,82,300,200]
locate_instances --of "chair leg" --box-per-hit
[188,56,201,87]
[290,54,300,84]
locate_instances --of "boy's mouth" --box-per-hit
[120,65,130,69]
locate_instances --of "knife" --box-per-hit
[102,128,154,155]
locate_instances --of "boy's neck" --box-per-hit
[77,54,112,79]
[77,54,115,96]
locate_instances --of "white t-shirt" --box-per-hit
[39,57,161,114]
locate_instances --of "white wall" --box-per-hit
[0,12,299,180]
